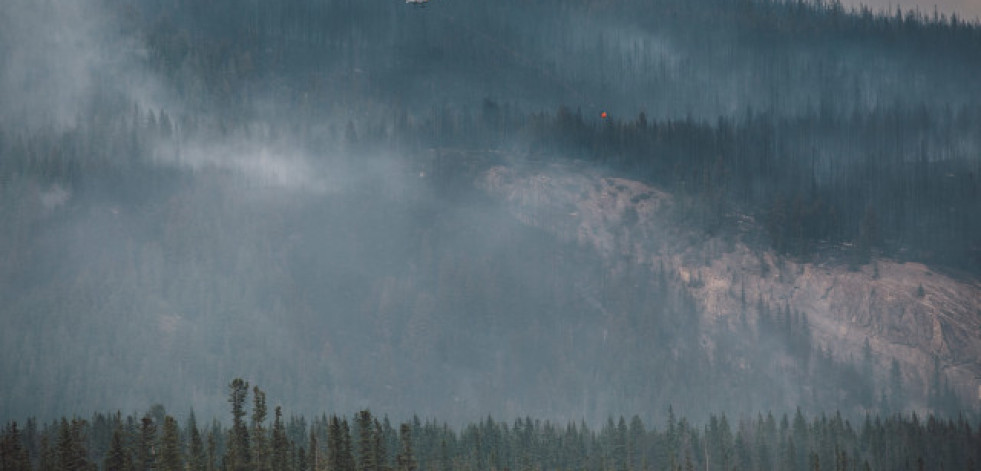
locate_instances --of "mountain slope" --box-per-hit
[478,163,981,412]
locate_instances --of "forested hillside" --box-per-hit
[1,0,980,430]
[9,0,975,268]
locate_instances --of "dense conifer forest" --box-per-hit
[5,0,978,272]
[2,380,980,471]
[1,0,980,446]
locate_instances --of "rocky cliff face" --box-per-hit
[478,163,981,411]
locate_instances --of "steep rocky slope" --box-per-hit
[478,163,981,410]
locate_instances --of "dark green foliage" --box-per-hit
[253,387,269,471]
[396,424,416,471]
[0,422,30,471]
[102,419,129,471]
[272,407,290,471]
[138,414,156,471]
[328,416,355,471]
[355,410,376,471]
[206,423,219,471]
[372,420,387,471]
[38,435,55,471]
[227,379,251,471]
[57,418,90,471]
[187,412,206,471]
[340,420,356,471]
[297,446,307,471]
[327,417,342,471]
[160,416,182,471]
[7,379,981,471]
[512,106,981,273]
[308,428,319,471]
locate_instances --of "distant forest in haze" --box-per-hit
[2,380,980,471]
[1,0,979,429]
[6,0,979,271]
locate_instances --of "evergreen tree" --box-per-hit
[733,430,752,471]
[327,417,342,471]
[138,414,156,471]
[1,421,31,471]
[308,427,319,471]
[340,419,356,471]
[187,411,206,471]
[396,424,416,471]
[253,386,270,471]
[356,411,376,471]
[372,420,388,471]
[706,414,732,471]
[206,425,218,471]
[297,446,308,471]
[104,420,128,471]
[58,418,90,471]
[328,416,355,471]
[781,437,797,471]
[160,416,182,471]
[272,407,289,471]
[39,435,56,471]
[227,378,252,471]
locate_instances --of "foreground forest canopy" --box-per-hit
[1,0,980,431]
[2,380,980,471]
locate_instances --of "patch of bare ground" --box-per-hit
[478,165,981,409]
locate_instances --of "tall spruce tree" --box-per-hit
[1,421,31,471]
[39,435,56,471]
[227,378,252,471]
[58,418,90,471]
[253,386,270,471]
[187,411,206,471]
[206,425,218,471]
[327,416,342,471]
[372,420,388,471]
[308,427,319,471]
[356,410,376,471]
[340,419,356,471]
[297,446,308,471]
[160,416,182,471]
[272,407,289,471]
[138,414,156,471]
[396,424,416,471]
[104,420,128,471]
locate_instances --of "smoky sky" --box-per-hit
[2,0,980,429]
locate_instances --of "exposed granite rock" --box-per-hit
[478,164,981,410]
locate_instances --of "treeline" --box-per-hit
[373,102,981,273]
[2,379,980,471]
[7,94,978,274]
[536,104,981,272]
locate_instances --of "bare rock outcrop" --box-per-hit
[478,164,981,409]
